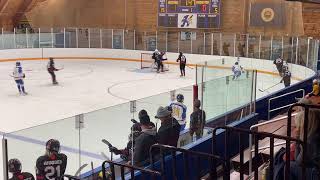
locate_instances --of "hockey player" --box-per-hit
[36,139,67,180]
[273,56,284,76]
[169,94,187,131]
[152,49,163,73]
[8,158,35,180]
[280,70,291,88]
[176,52,186,77]
[13,62,27,95]
[282,61,289,75]
[232,62,243,80]
[47,58,59,85]
[152,49,160,63]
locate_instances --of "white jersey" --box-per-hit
[275,58,283,64]
[232,65,242,73]
[169,101,187,125]
[13,66,24,80]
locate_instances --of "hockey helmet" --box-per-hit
[284,70,291,76]
[177,94,184,102]
[16,62,21,67]
[46,139,60,153]
[8,158,22,173]
[235,62,239,65]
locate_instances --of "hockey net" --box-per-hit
[140,53,169,71]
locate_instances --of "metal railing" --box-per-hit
[149,144,227,180]
[267,89,305,120]
[248,112,298,174]
[101,160,161,180]
[212,126,305,180]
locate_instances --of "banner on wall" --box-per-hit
[250,3,286,27]
[178,14,197,28]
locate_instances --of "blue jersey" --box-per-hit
[169,102,187,125]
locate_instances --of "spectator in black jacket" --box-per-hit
[155,106,181,147]
[132,117,157,167]
[190,99,206,140]
[107,110,155,161]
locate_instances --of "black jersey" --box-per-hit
[36,153,67,180]
[177,55,186,64]
[47,62,58,73]
[10,172,35,180]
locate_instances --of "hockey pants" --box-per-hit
[48,71,57,84]
[15,79,26,93]
[157,61,163,72]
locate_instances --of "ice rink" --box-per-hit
[0,59,299,178]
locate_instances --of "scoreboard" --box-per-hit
[158,0,221,29]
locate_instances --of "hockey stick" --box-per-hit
[258,82,281,92]
[74,163,89,177]
[102,139,114,161]
[186,64,194,69]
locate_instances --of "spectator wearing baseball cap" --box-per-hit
[156,106,181,147]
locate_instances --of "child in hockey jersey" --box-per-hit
[169,94,187,131]
[12,62,27,95]
[232,62,243,80]
[177,52,186,77]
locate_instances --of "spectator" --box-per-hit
[132,115,157,167]
[307,79,320,98]
[190,99,206,140]
[156,106,181,147]
[8,158,35,180]
[287,100,320,179]
[107,110,155,161]
[169,94,187,131]
[36,139,67,180]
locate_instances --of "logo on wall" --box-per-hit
[178,14,197,28]
[261,8,275,22]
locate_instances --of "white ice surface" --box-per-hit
[0,59,299,178]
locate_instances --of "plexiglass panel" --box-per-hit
[5,116,80,177]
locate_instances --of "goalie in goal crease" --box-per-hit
[152,49,168,73]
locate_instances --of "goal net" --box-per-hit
[140,53,169,71]
[140,53,154,69]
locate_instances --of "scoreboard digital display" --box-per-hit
[158,0,221,29]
